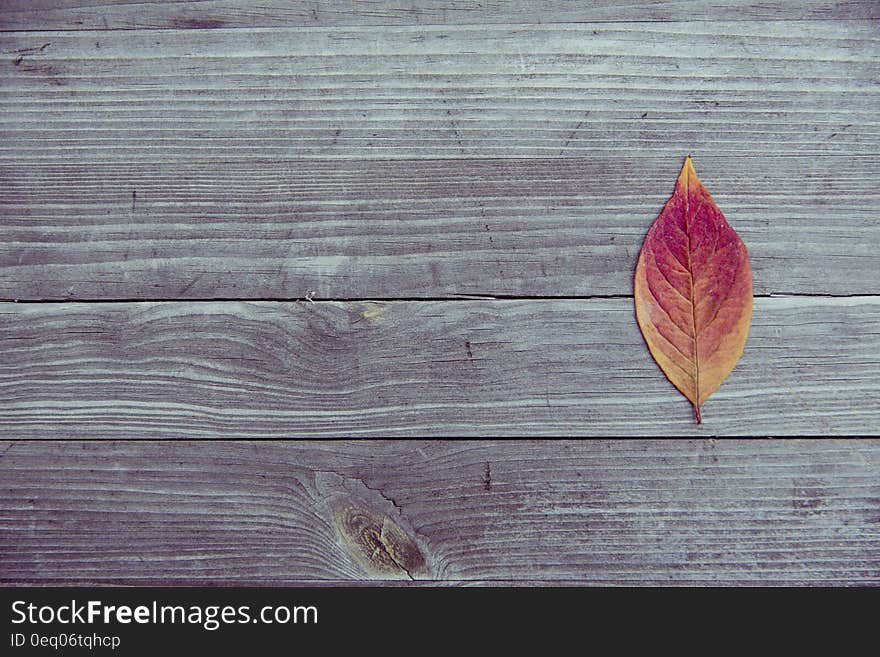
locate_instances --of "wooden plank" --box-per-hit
[1,297,877,437]
[1,21,878,299]
[1,439,877,584]
[2,155,877,299]
[1,1,878,31]
[2,23,876,163]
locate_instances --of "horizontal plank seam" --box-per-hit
[2,437,879,444]
[3,576,879,581]
[1,18,876,36]
[2,293,877,304]
[5,156,877,166]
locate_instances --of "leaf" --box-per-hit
[634,156,752,424]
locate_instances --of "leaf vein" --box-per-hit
[649,246,692,304]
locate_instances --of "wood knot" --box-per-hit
[333,505,425,579]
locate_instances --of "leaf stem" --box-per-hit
[693,403,702,424]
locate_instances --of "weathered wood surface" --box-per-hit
[1,1,878,31]
[3,23,874,162]
[1,22,877,299]
[1,440,878,585]
[1,297,877,437]
[2,156,877,299]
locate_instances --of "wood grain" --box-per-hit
[2,23,875,162]
[1,297,877,437]
[1,1,878,32]
[1,21,878,299]
[1,440,877,585]
[1,156,877,299]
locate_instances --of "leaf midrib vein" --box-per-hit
[685,168,700,410]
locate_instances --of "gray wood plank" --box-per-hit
[2,156,877,299]
[1,439,877,584]
[1,21,878,299]
[1,297,877,437]
[1,1,877,31]
[2,23,876,162]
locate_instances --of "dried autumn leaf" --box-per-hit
[634,156,752,424]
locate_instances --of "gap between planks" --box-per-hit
[3,18,878,34]
[3,293,877,304]
[2,0,879,33]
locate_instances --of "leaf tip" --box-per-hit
[681,154,696,178]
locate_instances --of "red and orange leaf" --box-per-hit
[634,156,752,424]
